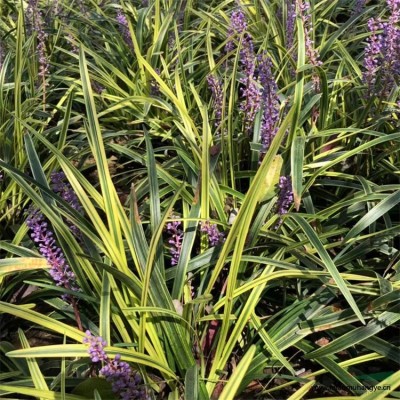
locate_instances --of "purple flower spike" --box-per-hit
[166,217,183,265]
[26,209,79,294]
[200,221,225,247]
[363,0,400,98]
[276,176,294,217]
[26,0,49,84]
[83,332,148,399]
[83,330,108,362]
[257,53,280,158]
[297,0,322,91]
[225,10,248,54]
[101,354,147,399]
[286,0,296,51]
[50,171,83,238]
[116,10,133,49]
[207,75,224,130]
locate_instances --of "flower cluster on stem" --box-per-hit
[26,208,79,293]
[200,221,225,247]
[286,0,296,53]
[225,9,248,54]
[50,172,83,239]
[83,331,147,400]
[363,0,400,98]
[257,53,280,159]
[116,10,133,49]
[26,0,49,88]
[166,217,183,265]
[276,176,294,225]
[207,74,224,131]
[26,206,83,330]
[297,1,322,91]
[225,9,261,134]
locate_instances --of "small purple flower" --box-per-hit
[166,217,183,265]
[26,209,79,293]
[200,222,225,247]
[276,176,293,217]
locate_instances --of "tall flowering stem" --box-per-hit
[83,331,147,399]
[352,0,365,16]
